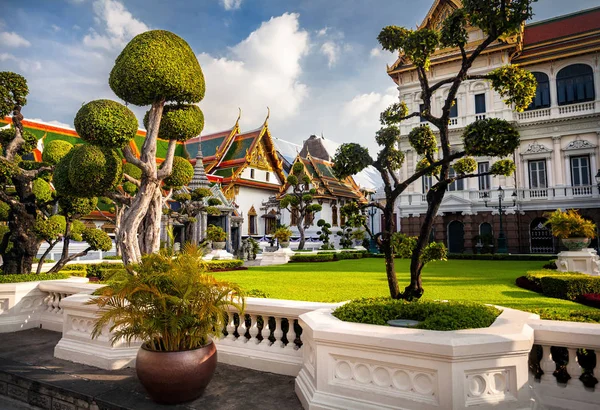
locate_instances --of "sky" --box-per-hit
[1,0,598,154]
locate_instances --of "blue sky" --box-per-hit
[1,0,598,152]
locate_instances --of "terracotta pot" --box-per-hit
[279,241,290,248]
[212,241,226,250]
[562,237,590,251]
[136,341,217,404]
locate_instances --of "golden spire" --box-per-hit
[235,107,241,127]
[264,107,270,126]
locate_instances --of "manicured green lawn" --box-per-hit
[212,259,599,320]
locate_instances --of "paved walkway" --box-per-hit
[0,329,302,410]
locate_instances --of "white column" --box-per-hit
[552,136,563,186]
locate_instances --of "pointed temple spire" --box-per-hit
[189,145,211,190]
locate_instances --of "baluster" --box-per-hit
[248,314,259,344]
[540,345,555,380]
[50,292,59,313]
[226,313,236,342]
[273,317,284,348]
[567,348,583,382]
[237,314,248,343]
[284,317,297,352]
[43,293,53,313]
[260,316,271,348]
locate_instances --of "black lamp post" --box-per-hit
[367,193,379,254]
[483,186,517,254]
[595,170,600,193]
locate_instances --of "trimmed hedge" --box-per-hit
[541,275,600,301]
[334,251,365,260]
[448,253,554,261]
[0,272,70,284]
[515,276,542,293]
[205,260,244,271]
[290,254,335,263]
[578,294,600,309]
[333,298,501,331]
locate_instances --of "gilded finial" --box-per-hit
[264,107,270,125]
[235,107,241,125]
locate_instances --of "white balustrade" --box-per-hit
[528,320,600,410]
[475,113,486,120]
[38,281,103,332]
[516,107,552,121]
[558,101,595,115]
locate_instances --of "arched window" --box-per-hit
[479,222,493,237]
[556,64,595,106]
[526,72,550,110]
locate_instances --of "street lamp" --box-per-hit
[483,186,517,254]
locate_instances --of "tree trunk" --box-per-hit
[406,184,447,300]
[297,218,306,250]
[382,204,400,299]
[114,205,124,257]
[36,240,58,275]
[139,187,163,255]
[1,203,40,274]
[47,220,73,274]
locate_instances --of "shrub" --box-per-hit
[33,258,55,263]
[544,209,596,239]
[102,255,123,260]
[290,254,334,263]
[162,157,194,189]
[206,225,226,242]
[334,251,365,260]
[448,253,554,261]
[60,270,87,277]
[273,226,293,242]
[333,298,501,331]
[74,99,138,148]
[391,233,416,258]
[247,289,270,298]
[205,260,244,271]
[540,275,600,301]
[542,260,557,270]
[577,293,600,309]
[0,272,70,283]
[515,276,542,293]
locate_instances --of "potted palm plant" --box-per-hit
[273,225,293,248]
[545,209,597,251]
[90,245,244,404]
[206,224,227,250]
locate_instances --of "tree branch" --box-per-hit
[105,191,132,206]
[157,139,178,180]
[123,145,150,174]
[123,173,141,187]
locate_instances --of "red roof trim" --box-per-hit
[523,9,600,46]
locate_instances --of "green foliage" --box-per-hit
[453,157,477,175]
[415,158,440,176]
[205,259,244,271]
[74,100,138,148]
[71,219,85,241]
[421,242,448,265]
[34,215,65,241]
[408,125,437,156]
[290,253,334,263]
[286,174,298,186]
[449,253,553,261]
[273,226,293,242]
[32,178,52,203]
[307,204,322,213]
[52,149,75,195]
[90,245,244,351]
[544,209,597,239]
[317,219,334,249]
[340,202,366,228]
[380,102,409,126]
[68,145,123,196]
[173,193,191,203]
[204,206,221,216]
[292,161,304,175]
[0,72,28,118]
[352,229,366,241]
[440,8,468,48]
[191,188,212,201]
[82,228,112,251]
[123,162,142,179]
[540,274,600,301]
[162,156,193,189]
[280,194,299,209]
[378,27,440,70]
[489,159,516,176]
[462,118,520,158]
[207,197,221,206]
[0,201,9,221]
[19,160,52,182]
[337,225,354,249]
[463,0,535,38]
[42,140,73,165]
[332,143,373,179]
[109,30,205,106]
[0,128,37,155]
[377,26,410,53]
[206,224,227,242]
[0,272,70,283]
[145,104,204,142]
[375,126,401,147]
[391,233,417,258]
[58,196,98,217]
[333,298,500,331]
[0,157,17,181]
[488,65,537,112]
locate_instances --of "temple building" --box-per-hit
[383,1,600,254]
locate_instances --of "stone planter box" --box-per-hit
[296,307,536,410]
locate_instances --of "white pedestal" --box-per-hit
[260,248,294,266]
[556,248,600,275]
[203,249,234,261]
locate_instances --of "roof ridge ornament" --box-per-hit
[235,107,241,126]
[264,106,270,126]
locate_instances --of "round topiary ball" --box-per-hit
[68,145,123,196]
[462,118,520,158]
[32,178,53,203]
[0,128,38,155]
[42,140,73,165]
[74,100,138,148]
[123,162,142,179]
[53,149,75,195]
[82,228,112,251]
[109,30,205,106]
[162,156,193,189]
[143,104,204,141]
[58,195,98,217]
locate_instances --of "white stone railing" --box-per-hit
[558,101,596,115]
[516,107,552,121]
[528,320,600,410]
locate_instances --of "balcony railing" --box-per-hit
[516,100,598,123]
[559,101,595,115]
[516,107,551,121]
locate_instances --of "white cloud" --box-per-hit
[316,27,328,37]
[197,13,310,132]
[342,88,397,128]
[370,47,381,58]
[320,41,339,68]
[0,32,31,48]
[83,0,149,50]
[220,0,243,10]
[0,53,41,73]
[51,24,61,32]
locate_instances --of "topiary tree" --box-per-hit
[56,30,205,265]
[0,72,55,274]
[317,219,334,250]
[279,160,323,250]
[332,0,537,299]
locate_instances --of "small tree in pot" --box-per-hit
[90,245,244,404]
[273,225,293,248]
[206,225,227,250]
[545,209,597,251]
